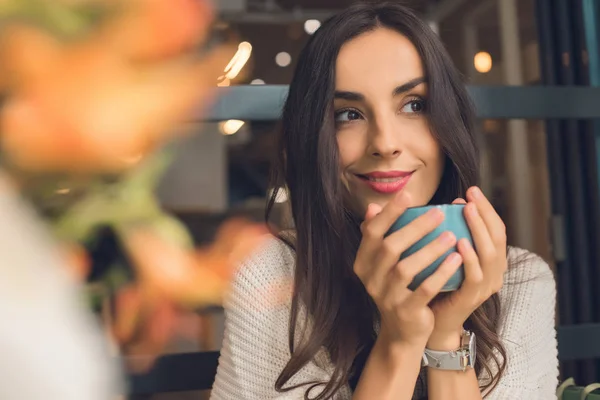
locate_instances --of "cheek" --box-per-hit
[418,129,444,170]
[428,139,444,172]
[336,132,364,169]
[411,128,445,190]
[426,141,446,192]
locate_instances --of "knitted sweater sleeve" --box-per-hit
[211,237,348,400]
[483,248,559,399]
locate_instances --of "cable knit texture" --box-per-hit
[211,236,559,400]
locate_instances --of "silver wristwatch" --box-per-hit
[422,330,476,371]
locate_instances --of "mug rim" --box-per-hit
[404,203,466,211]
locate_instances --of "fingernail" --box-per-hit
[448,252,461,263]
[462,239,473,249]
[440,232,456,244]
[428,208,444,220]
[471,187,482,199]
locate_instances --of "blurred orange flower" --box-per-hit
[104,0,215,60]
[122,219,268,307]
[0,0,233,173]
[112,285,180,372]
[112,219,268,371]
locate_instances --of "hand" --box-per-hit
[354,192,464,349]
[428,187,507,350]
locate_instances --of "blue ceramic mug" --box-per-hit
[385,204,472,292]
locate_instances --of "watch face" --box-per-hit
[469,332,476,367]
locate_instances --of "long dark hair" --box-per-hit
[266,2,506,399]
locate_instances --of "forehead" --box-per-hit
[335,27,424,90]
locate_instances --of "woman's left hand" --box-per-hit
[427,186,508,350]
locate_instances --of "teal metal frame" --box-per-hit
[582,0,600,191]
[205,85,600,121]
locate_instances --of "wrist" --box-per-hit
[354,336,427,400]
[427,329,463,351]
[375,335,425,366]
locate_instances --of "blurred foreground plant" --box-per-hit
[0,0,266,372]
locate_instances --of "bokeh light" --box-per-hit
[304,19,321,35]
[474,51,493,73]
[275,52,291,67]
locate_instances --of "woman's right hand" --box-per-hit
[353,191,464,349]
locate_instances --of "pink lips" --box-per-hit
[356,170,414,194]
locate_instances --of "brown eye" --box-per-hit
[401,99,426,113]
[335,109,363,123]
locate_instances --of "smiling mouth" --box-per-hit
[355,171,414,194]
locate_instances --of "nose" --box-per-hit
[368,118,401,159]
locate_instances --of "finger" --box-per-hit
[354,203,390,290]
[382,207,445,258]
[391,231,457,288]
[365,203,383,221]
[456,238,484,289]
[407,252,463,307]
[464,202,496,263]
[360,191,411,243]
[452,198,467,204]
[355,195,409,293]
[466,187,506,244]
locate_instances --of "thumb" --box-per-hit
[452,198,467,205]
[364,203,383,221]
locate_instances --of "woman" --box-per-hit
[211,3,558,399]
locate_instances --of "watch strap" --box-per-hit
[422,348,470,370]
[422,330,475,371]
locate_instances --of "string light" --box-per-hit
[217,78,231,87]
[222,41,253,81]
[474,51,492,73]
[275,52,291,67]
[219,120,245,135]
[304,19,321,35]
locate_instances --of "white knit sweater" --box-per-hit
[211,236,559,399]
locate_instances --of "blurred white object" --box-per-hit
[0,173,121,400]
[304,19,321,34]
[275,52,291,67]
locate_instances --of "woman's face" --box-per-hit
[335,27,445,216]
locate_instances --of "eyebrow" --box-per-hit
[334,77,427,101]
